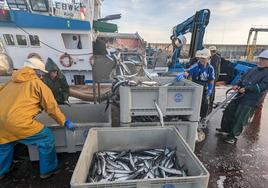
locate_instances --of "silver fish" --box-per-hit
[115,176,129,181]
[167,150,175,158]
[97,157,102,175]
[154,149,165,154]
[100,155,107,177]
[106,169,133,174]
[143,150,160,156]
[99,173,114,182]
[159,166,182,175]
[106,158,123,169]
[117,161,131,171]
[129,152,136,170]
[114,173,129,178]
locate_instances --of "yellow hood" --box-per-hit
[12,67,38,83]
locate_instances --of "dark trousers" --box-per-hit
[220,99,253,137]
[194,81,211,119]
[200,92,210,119]
[208,85,216,114]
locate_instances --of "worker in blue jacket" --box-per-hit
[176,48,215,119]
[216,50,268,144]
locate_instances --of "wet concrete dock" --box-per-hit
[195,87,268,188]
[0,86,268,188]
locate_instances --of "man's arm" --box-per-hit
[245,75,268,93]
[185,63,198,77]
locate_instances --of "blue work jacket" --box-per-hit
[187,61,215,83]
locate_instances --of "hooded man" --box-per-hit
[0,58,75,179]
[43,58,69,105]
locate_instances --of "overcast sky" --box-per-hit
[101,0,268,45]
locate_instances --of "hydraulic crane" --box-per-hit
[230,27,268,84]
[169,9,210,72]
[245,27,268,61]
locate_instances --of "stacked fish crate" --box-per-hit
[119,76,203,150]
[69,79,208,187]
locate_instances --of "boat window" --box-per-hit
[29,35,40,46]
[3,34,15,45]
[29,0,48,12]
[62,33,90,49]
[6,0,28,11]
[16,35,27,46]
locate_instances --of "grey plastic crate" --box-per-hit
[28,104,111,161]
[128,121,198,151]
[70,127,209,188]
[120,77,203,123]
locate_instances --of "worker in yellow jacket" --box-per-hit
[0,58,75,179]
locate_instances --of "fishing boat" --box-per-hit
[0,0,103,84]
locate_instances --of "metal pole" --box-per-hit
[93,81,97,104]
[98,82,101,103]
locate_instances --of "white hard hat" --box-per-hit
[258,50,268,59]
[209,46,217,51]
[24,57,48,73]
[195,50,202,58]
[198,48,211,59]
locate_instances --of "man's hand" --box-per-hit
[184,72,189,78]
[238,87,246,93]
[64,101,71,107]
[232,85,239,90]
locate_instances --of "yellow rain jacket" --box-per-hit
[0,67,66,144]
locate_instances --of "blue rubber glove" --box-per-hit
[64,119,75,131]
[175,73,185,81]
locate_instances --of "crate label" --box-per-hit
[174,93,183,103]
[162,184,175,188]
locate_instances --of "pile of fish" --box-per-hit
[87,148,187,183]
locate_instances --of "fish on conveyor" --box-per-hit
[87,148,188,183]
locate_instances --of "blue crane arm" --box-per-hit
[171,14,195,37]
[169,9,210,72]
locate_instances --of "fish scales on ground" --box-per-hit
[87,148,187,183]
